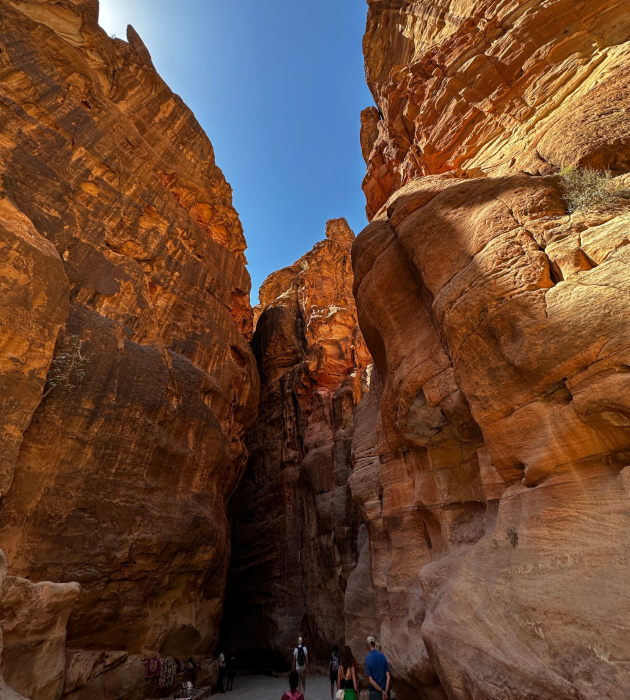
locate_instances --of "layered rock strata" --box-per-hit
[0,0,258,692]
[349,1,630,698]
[362,0,630,218]
[223,219,371,668]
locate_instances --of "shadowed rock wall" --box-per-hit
[0,1,259,692]
[223,219,371,669]
[348,1,630,698]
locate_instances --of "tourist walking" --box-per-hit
[337,645,358,700]
[218,648,227,694]
[226,648,237,691]
[365,636,390,700]
[281,671,305,700]
[292,636,309,696]
[329,645,340,699]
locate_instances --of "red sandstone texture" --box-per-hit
[0,1,258,697]
[348,1,630,698]
[223,219,372,668]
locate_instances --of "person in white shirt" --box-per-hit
[292,636,309,695]
[218,649,226,694]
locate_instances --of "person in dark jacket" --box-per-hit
[226,648,237,691]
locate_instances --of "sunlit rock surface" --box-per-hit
[0,0,259,687]
[362,0,630,219]
[223,219,372,667]
[350,1,630,698]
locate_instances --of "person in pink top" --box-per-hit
[281,671,305,700]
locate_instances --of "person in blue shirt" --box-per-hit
[365,636,391,700]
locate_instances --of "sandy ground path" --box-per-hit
[216,674,334,700]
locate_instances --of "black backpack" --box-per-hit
[297,645,306,666]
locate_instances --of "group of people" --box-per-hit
[217,648,238,693]
[282,635,390,700]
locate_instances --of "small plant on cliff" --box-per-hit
[0,173,15,200]
[506,527,519,547]
[43,335,90,399]
[559,165,622,213]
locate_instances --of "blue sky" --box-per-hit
[98,1,373,300]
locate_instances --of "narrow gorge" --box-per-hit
[1,1,630,699]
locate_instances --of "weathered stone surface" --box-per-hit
[351,173,630,699]
[223,219,371,668]
[0,0,258,680]
[350,1,630,698]
[362,0,630,219]
[62,652,153,700]
[197,657,219,689]
[0,199,70,498]
[0,678,28,700]
[0,550,79,700]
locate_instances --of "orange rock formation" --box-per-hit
[223,219,372,667]
[349,1,630,698]
[362,0,630,218]
[0,1,258,696]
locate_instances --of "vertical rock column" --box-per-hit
[223,219,371,668]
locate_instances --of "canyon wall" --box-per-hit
[223,219,371,668]
[0,0,258,695]
[348,1,630,698]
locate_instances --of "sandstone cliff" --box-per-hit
[0,550,79,700]
[0,1,258,694]
[349,1,630,698]
[362,0,630,219]
[223,219,371,668]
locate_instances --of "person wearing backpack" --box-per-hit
[329,645,340,699]
[281,671,305,700]
[292,636,308,696]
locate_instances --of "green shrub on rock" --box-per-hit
[559,165,622,213]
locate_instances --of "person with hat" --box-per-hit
[365,636,390,700]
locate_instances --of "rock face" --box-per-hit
[362,0,630,219]
[0,550,79,700]
[0,0,259,688]
[0,198,70,498]
[223,219,371,668]
[350,1,630,698]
